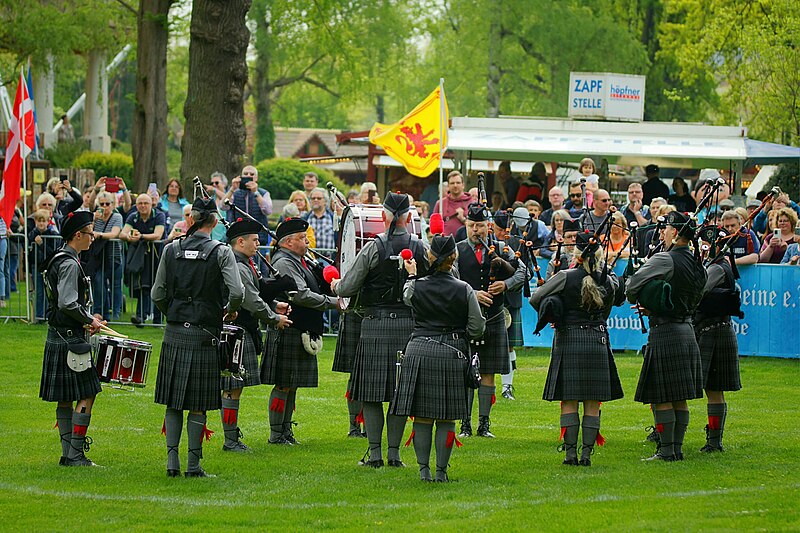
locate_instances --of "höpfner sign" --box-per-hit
[568,72,646,122]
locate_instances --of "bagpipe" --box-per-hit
[476,172,521,290]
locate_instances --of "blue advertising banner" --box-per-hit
[521,258,800,359]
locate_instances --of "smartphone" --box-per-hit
[105,177,120,193]
[147,182,158,196]
[60,176,69,183]
[774,228,781,239]
[240,176,253,187]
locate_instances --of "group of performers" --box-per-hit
[37,181,744,480]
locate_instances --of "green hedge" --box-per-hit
[255,158,347,200]
[72,151,134,181]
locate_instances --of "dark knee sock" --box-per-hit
[463,388,474,425]
[386,413,407,462]
[68,412,91,460]
[221,397,240,446]
[560,412,580,461]
[412,422,433,481]
[707,403,726,447]
[283,390,297,436]
[581,415,601,461]
[654,409,676,457]
[268,388,288,441]
[186,413,206,473]
[434,421,457,481]
[165,408,183,471]
[347,398,363,431]
[674,409,690,456]
[478,384,495,418]
[362,402,385,461]
[56,406,73,459]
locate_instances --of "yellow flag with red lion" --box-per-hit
[369,86,449,178]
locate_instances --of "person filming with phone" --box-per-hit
[221,165,272,242]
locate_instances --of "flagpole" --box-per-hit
[438,77,445,216]
[20,68,31,323]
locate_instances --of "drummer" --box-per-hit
[39,211,107,467]
[152,197,244,478]
[331,192,429,468]
[221,218,292,452]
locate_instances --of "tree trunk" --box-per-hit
[486,0,501,118]
[181,0,251,185]
[253,0,274,162]
[132,0,173,193]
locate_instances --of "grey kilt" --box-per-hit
[40,328,102,403]
[155,324,222,412]
[391,334,469,420]
[543,324,624,402]
[507,307,523,348]
[331,311,362,374]
[221,331,262,390]
[260,327,319,388]
[348,307,413,403]
[635,321,704,404]
[475,312,510,375]
[695,321,742,392]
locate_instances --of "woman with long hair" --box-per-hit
[159,179,190,227]
[530,242,625,466]
[604,211,630,262]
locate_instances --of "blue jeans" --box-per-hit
[8,252,18,293]
[34,269,48,320]
[92,260,123,320]
[0,238,7,303]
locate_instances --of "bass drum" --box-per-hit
[336,203,422,309]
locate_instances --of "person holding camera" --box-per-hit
[221,166,272,240]
[87,177,133,220]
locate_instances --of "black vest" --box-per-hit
[412,271,470,336]
[456,240,503,317]
[233,253,261,337]
[659,247,707,318]
[560,268,616,325]
[44,250,90,329]
[165,235,227,329]
[360,232,427,308]
[696,258,738,323]
[272,248,324,336]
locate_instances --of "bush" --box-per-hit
[254,157,346,200]
[72,151,134,181]
[42,140,90,168]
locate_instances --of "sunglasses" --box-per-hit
[598,198,612,203]
[99,202,111,207]
[569,193,582,198]
[310,197,325,200]
[211,181,221,186]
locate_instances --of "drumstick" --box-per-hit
[85,324,129,339]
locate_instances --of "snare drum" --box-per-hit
[220,324,246,379]
[336,204,422,308]
[95,336,152,388]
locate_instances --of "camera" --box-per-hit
[240,176,253,187]
[105,177,121,193]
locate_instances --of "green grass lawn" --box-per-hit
[0,322,798,531]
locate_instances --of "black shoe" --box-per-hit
[268,436,292,445]
[167,469,181,478]
[501,385,516,401]
[387,459,406,468]
[700,443,724,453]
[59,456,67,466]
[562,457,579,466]
[185,468,215,478]
[676,452,685,461]
[283,434,300,445]
[458,421,472,438]
[358,458,384,468]
[64,455,98,467]
[348,428,362,438]
[579,458,591,467]
[477,416,495,438]
[645,426,661,443]
[222,440,251,452]
[642,452,677,462]
[131,316,144,328]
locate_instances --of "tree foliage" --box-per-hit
[254,157,341,199]
[768,161,800,201]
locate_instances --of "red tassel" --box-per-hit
[201,424,214,441]
[656,423,664,434]
[73,425,88,437]
[708,416,721,430]
[269,397,285,413]
[355,409,364,425]
[54,421,59,429]
[405,430,415,447]
[161,419,166,436]
[344,390,351,400]
[491,394,496,406]
[596,432,606,446]
[446,431,462,449]
[222,408,238,425]
[559,426,566,441]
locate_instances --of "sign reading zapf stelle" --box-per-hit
[568,72,646,122]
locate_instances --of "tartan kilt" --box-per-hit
[474,312,510,375]
[331,311,362,373]
[154,324,222,412]
[260,327,319,388]
[506,306,524,348]
[391,335,469,420]
[348,308,413,403]
[39,328,102,403]
[221,331,262,390]
[635,321,704,404]
[543,325,624,402]
[695,321,742,392]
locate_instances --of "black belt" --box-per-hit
[695,319,731,334]
[49,326,86,338]
[166,322,220,346]
[649,316,692,326]
[411,330,466,340]
[364,307,413,319]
